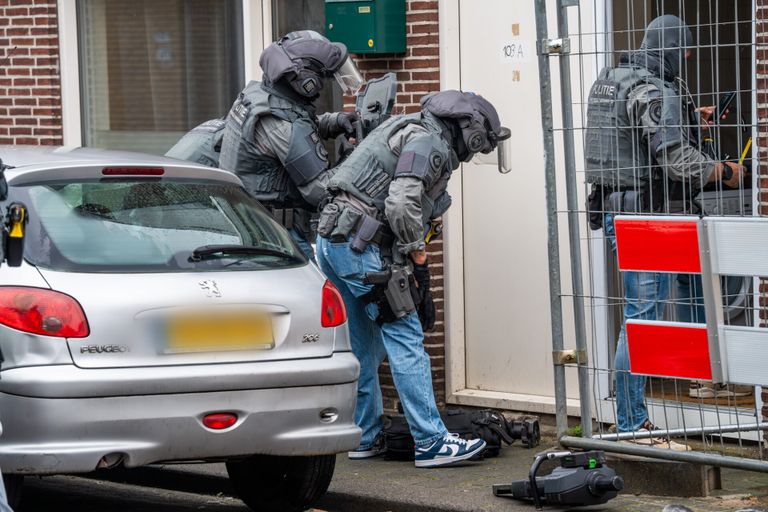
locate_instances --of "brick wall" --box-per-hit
[343,0,445,413]
[758,0,768,444]
[0,0,63,146]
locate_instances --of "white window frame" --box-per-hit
[57,0,271,147]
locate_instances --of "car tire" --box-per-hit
[3,474,23,510]
[226,454,335,512]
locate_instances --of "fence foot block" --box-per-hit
[606,453,722,497]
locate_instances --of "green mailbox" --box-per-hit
[325,0,406,54]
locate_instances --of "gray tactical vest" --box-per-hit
[584,66,670,189]
[165,118,225,168]
[328,112,455,226]
[219,81,316,207]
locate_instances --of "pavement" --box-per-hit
[315,434,768,512]
[62,432,768,512]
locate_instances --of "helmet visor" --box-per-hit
[334,57,364,96]
[496,127,512,174]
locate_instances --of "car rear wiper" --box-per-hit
[189,244,303,263]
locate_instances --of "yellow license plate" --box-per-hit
[166,313,274,353]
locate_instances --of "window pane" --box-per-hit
[77,0,244,155]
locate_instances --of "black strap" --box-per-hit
[472,411,516,445]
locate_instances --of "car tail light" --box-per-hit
[321,280,347,328]
[0,287,89,338]
[102,167,165,176]
[203,413,238,430]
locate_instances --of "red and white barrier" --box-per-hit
[614,215,768,386]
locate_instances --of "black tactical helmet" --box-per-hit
[260,30,361,99]
[421,90,510,164]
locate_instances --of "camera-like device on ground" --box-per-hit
[493,450,623,509]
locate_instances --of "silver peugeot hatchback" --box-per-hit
[0,146,360,511]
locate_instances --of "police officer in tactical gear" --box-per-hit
[217,30,363,259]
[584,15,746,440]
[165,118,226,168]
[316,90,511,467]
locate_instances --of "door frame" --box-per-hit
[438,0,581,415]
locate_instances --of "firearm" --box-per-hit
[363,264,417,320]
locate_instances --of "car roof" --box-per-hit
[0,145,241,186]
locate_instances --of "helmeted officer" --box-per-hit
[584,15,746,440]
[165,118,226,169]
[315,90,511,467]
[216,30,363,259]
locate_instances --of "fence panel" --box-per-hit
[534,0,768,471]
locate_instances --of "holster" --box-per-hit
[362,265,418,324]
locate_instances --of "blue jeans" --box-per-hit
[605,214,704,431]
[317,236,447,448]
[675,274,705,323]
[0,469,11,512]
[289,227,315,262]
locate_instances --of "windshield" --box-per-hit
[14,179,306,272]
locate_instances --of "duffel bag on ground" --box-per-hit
[381,408,540,461]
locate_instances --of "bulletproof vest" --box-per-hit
[328,113,422,210]
[218,81,316,207]
[584,66,669,190]
[165,118,225,168]
[328,112,455,227]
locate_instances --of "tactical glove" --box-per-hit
[412,262,436,331]
[318,111,359,139]
[336,137,355,163]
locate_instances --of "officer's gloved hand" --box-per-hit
[336,137,355,163]
[319,111,359,139]
[412,262,436,331]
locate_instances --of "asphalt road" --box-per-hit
[18,470,250,512]
[16,467,342,512]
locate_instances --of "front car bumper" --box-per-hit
[0,352,361,474]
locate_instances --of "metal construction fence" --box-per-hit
[533,0,768,472]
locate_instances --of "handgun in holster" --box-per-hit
[363,265,419,322]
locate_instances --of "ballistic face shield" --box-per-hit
[333,56,364,96]
[493,127,513,174]
[260,30,362,99]
[421,90,512,173]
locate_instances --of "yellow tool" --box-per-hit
[425,221,443,244]
[8,204,25,238]
[738,137,752,167]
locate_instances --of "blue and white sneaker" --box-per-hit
[348,435,385,460]
[414,434,486,468]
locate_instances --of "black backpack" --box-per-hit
[381,408,540,461]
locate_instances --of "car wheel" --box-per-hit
[3,474,23,510]
[226,454,335,512]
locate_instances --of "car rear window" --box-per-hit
[14,179,306,272]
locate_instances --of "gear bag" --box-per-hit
[381,408,541,461]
